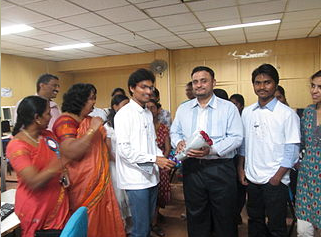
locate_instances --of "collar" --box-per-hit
[253,97,278,111]
[130,99,147,113]
[191,94,217,109]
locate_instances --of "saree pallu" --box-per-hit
[55,116,125,237]
[6,131,69,237]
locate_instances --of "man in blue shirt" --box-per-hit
[170,66,243,237]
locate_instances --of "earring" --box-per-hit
[36,120,41,125]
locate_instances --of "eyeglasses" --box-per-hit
[137,84,155,92]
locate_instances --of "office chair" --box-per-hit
[60,206,88,237]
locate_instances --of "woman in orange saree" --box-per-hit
[52,83,125,237]
[6,96,69,237]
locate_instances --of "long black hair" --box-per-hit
[12,96,48,136]
[62,83,97,116]
[106,94,129,128]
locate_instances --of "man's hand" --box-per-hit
[186,146,210,158]
[175,140,186,154]
[269,167,288,186]
[156,157,176,170]
[237,166,248,186]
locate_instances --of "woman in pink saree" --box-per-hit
[52,83,125,237]
[6,96,69,237]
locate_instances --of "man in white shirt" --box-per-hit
[114,68,175,237]
[13,74,60,131]
[238,64,300,237]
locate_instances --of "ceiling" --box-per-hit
[1,0,321,61]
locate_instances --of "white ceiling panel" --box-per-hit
[278,28,312,39]
[5,0,46,6]
[283,9,321,22]
[1,5,51,24]
[31,33,76,44]
[89,24,130,36]
[187,0,236,11]
[40,23,79,33]
[58,29,101,40]
[2,35,47,46]
[238,0,272,4]
[108,33,143,42]
[179,31,212,40]
[167,23,204,34]
[280,19,320,30]
[60,13,111,28]
[31,19,63,28]
[218,38,247,45]
[136,0,181,9]
[138,44,165,51]
[242,13,283,23]
[239,1,286,18]
[195,7,239,22]
[0,0,320,61]
[287,0,321,12]
[244,24,280,33]
[138,28,174,38]
[96,5,148,23]
[144,4,189,17]
[187,38,218,47]
[155,13,199,27]
[204,19,241,28]
[119,19,162,32]
[67,0,129,11]
[24,0,88,18]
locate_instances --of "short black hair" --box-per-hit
[252,64,279,85]
[36,73,59,92]
[276,85,286,97]
[12,96,48,136]
[311,70,321,80]
[107,94,129,128]
[111,87,125,97]
[152,88,160,101]
[186,81,193,87]
[230,94,245,107]
[213,88,228,100]
[128,68,155,96]
[148,99,161,109]
[62,83,97,116]
[191,66,215,79]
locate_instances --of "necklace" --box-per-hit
[22,129,40,144]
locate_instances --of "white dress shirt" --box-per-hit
[114,99,163,190]
[241,98,300,185]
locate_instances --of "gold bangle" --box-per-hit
[86,128,95,136]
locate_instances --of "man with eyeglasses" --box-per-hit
[171,66,243,237]
[13,73,60,131]
[114,68,176,237]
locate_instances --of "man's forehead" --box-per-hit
[255,74,273,81]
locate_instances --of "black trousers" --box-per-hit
[182,158,238,237]
[246,181,288,237]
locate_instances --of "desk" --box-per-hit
[1,189,20,236]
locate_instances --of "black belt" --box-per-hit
[185,158,231,164]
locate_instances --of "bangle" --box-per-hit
[86,128,95,136]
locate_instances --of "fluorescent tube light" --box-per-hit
[206,19,281,32]
[44,43,94,51]
[1,24,34,35]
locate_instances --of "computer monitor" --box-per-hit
[1,106,15,126]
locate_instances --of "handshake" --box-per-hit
[171,130,213,163]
